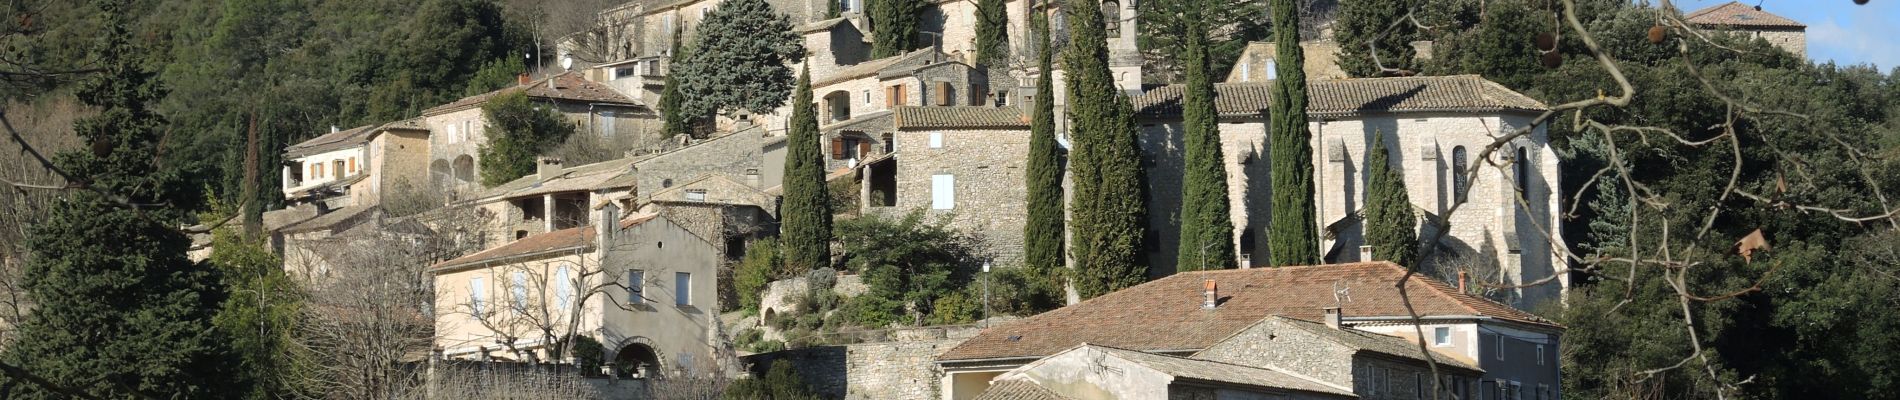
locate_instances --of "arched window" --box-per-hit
[1451,146,1468,203]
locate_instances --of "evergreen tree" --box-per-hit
[1332,0,1420,77]
[660,31,690,137]
[780,66,833,273]
[462,57,526,96]
[870,0,923,58]
[1361,132,1418,268]
[1065,0,1148,299]
[2,2,236,397]
[1137,0,1269,82]
[675,0,803,119]
[1176,5,1235,271]
[206,209,310,400]
[973,0,1009,66]
[1265,0,1319,266]
[477,91,577,186]
[1022,10,1066,298]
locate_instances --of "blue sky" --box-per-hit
[1669,0,1900,70]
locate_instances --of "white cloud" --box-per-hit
[1805,14,1900,70]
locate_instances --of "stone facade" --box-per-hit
[1137,120,1273,273]
[1192,318,1485,400]
[875,127,1032,265]
[633,128,768,200]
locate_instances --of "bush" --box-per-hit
[734,238,783,315]
[570,336,606,377]
[723,360,822,400]
[835,211,983,327]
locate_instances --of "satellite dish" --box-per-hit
[560,56,574,72]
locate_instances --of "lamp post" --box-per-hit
[981,261,991,327]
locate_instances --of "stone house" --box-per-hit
[280,118,432,209]
[465,157,639,246]
[1684,1,1805,57]
[860,106,1030,263]
[1130,75,1566,308]
[421,73,655,194]
[936,262,1564,400]
[430,210,728,378]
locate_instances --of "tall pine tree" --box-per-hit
[1361,131,1419,268]
[2,2,236,397]
[1022,10,1066,302]
[1176,4,1236,271]
[870,0,923,58]
[780,66,833,273]
[1265,0,1319,266]
[1065,0,1148,299]
[973,0,1009,66]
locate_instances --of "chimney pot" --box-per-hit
[537,157,565,180]
[1324,307,1342,329]
[517,73,532,86]
[1202,279,1218,309]
[1458,270,1469,292]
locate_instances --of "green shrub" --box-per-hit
[570,335,606,377]
[735,238,783,315]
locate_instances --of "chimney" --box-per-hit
[537,157,564,180]
[1359,245,1375,262]
[1324,307,1342,329]
[1202,279,1218,310]
[1458,270,1469,292]
[517,73,532,86]
[330,125,339,133]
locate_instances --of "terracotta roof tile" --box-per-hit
[894,106,1028,130]
[938,262,1559,362]
[1086,345,1356,396]
[1684,2,1804,29]
[430,226,595,272]
[814,49,937,87]
[1133,75,1548,119]
[423,72,640,116]
[285,124,377,158]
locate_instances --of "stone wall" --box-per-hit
[634,128,765,200]
[742,325,981,400]
[880,127,1032,265]
[1137,119,1273,274]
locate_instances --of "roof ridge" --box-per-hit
[1374,262,1487,316]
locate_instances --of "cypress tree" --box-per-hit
[780,66,833,273]
[3,2,236,396]
[1362,131,1420,268]
[973,0,1009,66]
[1065,0,1148,299]
[1022,11,1065,299]
[1176,6,1235,271]
[660,31,689,137]
[1265,0,1320,266]
[870,0,923,58]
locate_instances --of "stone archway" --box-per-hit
[452,155,476,187]
[431,159,452,190]
[611,339,663,379]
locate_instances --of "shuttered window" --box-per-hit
[933,82,952,106]
[831,137,847,159]
[931,174,955,209]
[348,157,357,173]
[469,277,485,314]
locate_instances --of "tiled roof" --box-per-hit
[285,124,376,159]
[1133,75,1548,119]
[473,157,642,202]
[814,49,938,87]
[800,17,853,33]
[971,380,1072,400]
[894,106,1028,130]
[1684,2,1804,29]
[938,262,1559,362]
[423,72,640,116]
[279,204,378,235]
[1256,316,1482,372]
[1086,345,1355,396]
[429,213,659,272]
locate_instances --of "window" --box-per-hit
[664,14,675,36]
[1495,334,1506,360]
[882,133,895,153]
[1536,344,1546,365]
[1239,59,1250,81]
[310,163,320,179]
[447,124,459,143]
[511,271,528,313]
[931,174,955,209]
[928,132,944,148]
[628,270,645,304]
[1515,147,1531,194]
[995,90,1009,107]
[1266,60,1277,80]
[1452,146,1469,202]
[556,265,573,311]
[675,272,692,306]
[469,277,486,314]
[462,121,472,142]
[349,157,357,174]
[1434,327,1452,346]
[333,160,345,178]
[1415,372,1424,400]
[599,111,616,137]
[685,189,708,201]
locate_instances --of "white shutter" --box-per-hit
[931,174,955,209]
[556,266,573,311]
[928,132,944,148]
[675,272,692,306]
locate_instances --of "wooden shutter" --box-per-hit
[830,137,846,159]
[885,86,896,107]
[858,140,872,156]
[934,82,952,106]
[349,157,357,173]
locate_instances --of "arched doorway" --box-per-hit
[431,159,452,190]
[613,342,662,379]
[452,155,476,187]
